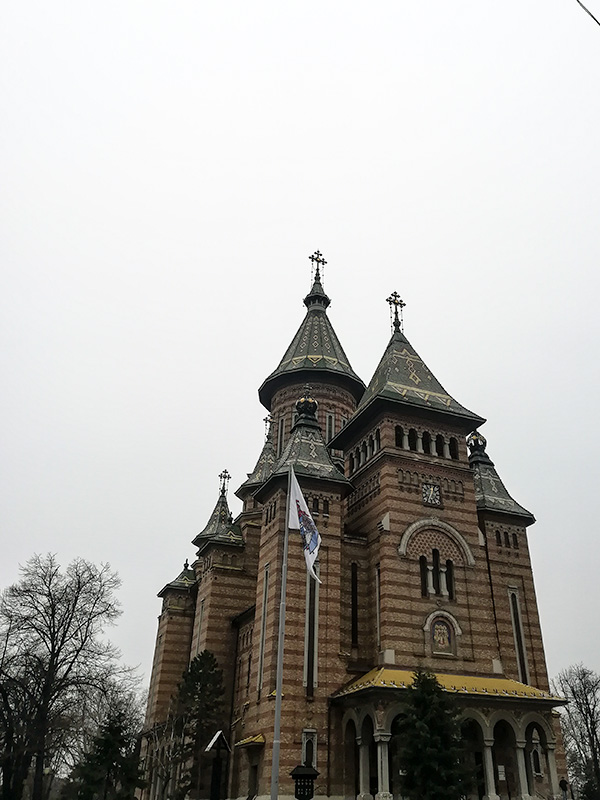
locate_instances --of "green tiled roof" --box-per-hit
[468,432,535,524]
[258,276,364,409]
[236,426,276,498]
[192,490,244,550]
[157,561,197,597]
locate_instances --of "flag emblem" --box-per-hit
[288,468,322,583]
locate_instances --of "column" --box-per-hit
[402,430,409,449]
[357,738,373,800]
[416,432,424,453]
[483,740,500,800]
[439,566,449,598]
[374,735,392,800]
[515,741,532,800]
[429,436,436,455]
[546,745,560,798]
[443,436,451,459]
[427,565,435,595]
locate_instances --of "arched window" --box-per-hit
[422,431,432,454]
[312,497,319,514]
[349,454,355,473]
[419,556,428,597]
[375,429,381,452]
[361,442,368,464]
[504,531,511,548]
[355,447,361,467]
[368,436,374,458]
[432,549,441,595]
[446,559,454,600]
[435,434,445,457]
[408,429,418,451]
[496,530,502,547]
[449,437,459,460]
[323,499,329,515]
[395,425,404,448]
[510,592,529,683]
[512,532,519,549]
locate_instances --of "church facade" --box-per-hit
[142,256,565,800]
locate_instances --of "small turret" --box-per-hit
[467,431,535,525]
[192,470,244,550]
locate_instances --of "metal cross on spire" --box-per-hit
[386,291,406,333]
[308,250,327,283]
[263,415,273,441]
[219,469,231,496]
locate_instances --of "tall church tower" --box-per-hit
[142,257,565,800]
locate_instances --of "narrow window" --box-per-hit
[510,591,529,683]
[351,563,359,648]
[449,437,459,460]
[322,499,329,515]
[504,531,511,548]
[512,533,519,549]
[302,730,317,769]
[395,425,404,447]
[432,549,441,595]
[312,497,319,515]
[446,559,455,600]
[361,442,367,464]
[341,415,348,427]
[304,566,319,696]
[277,416,285,457]
[496,530,502,547]
[435,434,445,457]
[196,598,205,655]
[326,413,335,443]
[257,564,269,693]
[375,564,381,649]
[420,556,428,597]
[349,454,355,473]
[368,436,374,458]
[422,431,432,454]
[375,429,380,451]
[246,652,252,694]
[408,429,418,451]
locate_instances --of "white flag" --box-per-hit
[288,468,322,583]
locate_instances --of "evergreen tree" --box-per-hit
[396,670,472,800]
[71,710,143,800]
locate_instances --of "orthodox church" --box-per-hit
[142,254,565,800]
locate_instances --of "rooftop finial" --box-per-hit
[309,250,327,284]
[263,415,273,441]
[386,291,406,333]
[219,469,231,496]
[184,559,189,570]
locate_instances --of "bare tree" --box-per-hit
[555,664,600,798]
[0,554,133,800]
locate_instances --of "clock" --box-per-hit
[422,483,442,506]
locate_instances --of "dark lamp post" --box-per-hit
[290,764,319,800]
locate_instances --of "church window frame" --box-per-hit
[303,562,320,696]
[504,530,511,548]
[408,428,418,451]
[322,498,329,516]
[395,425,404,448]
[435,434,445,457]
[277,416,285,457]
[257,563,270,695]
[375,563,381,650]
[509,587,530,684]
[419,555,428,597]
[496,530,502,547]
[312,497,319,515]
[449,437,459,460]
[302,729,317,769]
[423,610,462,658]
[326,413,335,442]
[512,532,519,549]
[350,562,359,648]
[422,430,432,455]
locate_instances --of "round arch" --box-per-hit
[398,518,476,566]
[423,609,463,636]
[488,710,520,739]
[459,709,491,740]
[520,711,556,745]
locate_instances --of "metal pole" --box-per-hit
[270,466,293,800]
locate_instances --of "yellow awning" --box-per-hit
[234,733,266,748]
[334,668,564,703]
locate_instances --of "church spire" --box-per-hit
[258,252,364,409]
[192,470,243,550]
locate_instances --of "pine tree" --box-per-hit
[396,670,472,800]
[71,710,143,800]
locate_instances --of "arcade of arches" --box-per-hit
[339,697,561,800]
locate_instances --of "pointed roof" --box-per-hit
[331,312,484,448]
[236,421,276,498]
[254,388,353,502]
[467,431,535,525]
[157,560,197,598]
[258,262,365,409]
[192,471,244,550]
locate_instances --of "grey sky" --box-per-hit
[1,1,599,689]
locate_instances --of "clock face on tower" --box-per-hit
[422,482,442,506]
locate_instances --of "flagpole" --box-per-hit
[270,464,293,800]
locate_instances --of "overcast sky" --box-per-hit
[1,1,599,691]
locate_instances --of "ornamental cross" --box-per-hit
[219,469,231,495]
[263,415,273,440]
[386,291,406,333]
[309,250,327,282]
